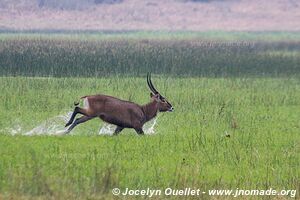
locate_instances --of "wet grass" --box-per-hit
[0,32,299,199]
[0,77,299,199]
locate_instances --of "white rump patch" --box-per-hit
[83,97,90,109]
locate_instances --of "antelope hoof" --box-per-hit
[65,122,72,127]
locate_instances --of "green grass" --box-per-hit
[0,33,299,199]
[0,77,299,199]
[1,36,300,77]
[1,31,300,41]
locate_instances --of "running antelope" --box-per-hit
[65,73,173,135]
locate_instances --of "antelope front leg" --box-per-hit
[134,127,144,135]
[113,126,124,136]
[132,121,144,135]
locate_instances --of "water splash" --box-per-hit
[3,112,158,136]
[99,123,117,135]
[24,112,72,136]
[98,117,158,135]
[143,117,157,135]
[3,124,22,136]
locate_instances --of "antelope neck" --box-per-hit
[141,100,159,122]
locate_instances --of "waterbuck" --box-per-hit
[65,73,173,135]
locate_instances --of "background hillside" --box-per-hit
[0,0,300,31]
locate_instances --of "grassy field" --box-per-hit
[1,32,300,78]
[1,31,300,42]
[0,32,299,199]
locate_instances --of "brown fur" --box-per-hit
[65,76,173,135]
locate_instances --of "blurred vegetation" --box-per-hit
[37,0,122,9]
[0,33,299,77]
[0,0,123,10]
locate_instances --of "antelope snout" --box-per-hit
[168,107,174,112]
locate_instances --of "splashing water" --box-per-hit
[3,112,158,136]
[99,123,117,135]
[98,117,158,135]
[3,124,22,136]
[24,112,72,136]
[143,117,157,135]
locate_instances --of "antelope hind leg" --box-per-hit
[65,116,92,134]
[65,107,88,127]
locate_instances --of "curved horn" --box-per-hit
[147,73,154,93]
[147,73,159,94]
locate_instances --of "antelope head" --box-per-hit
[147,73,174,112]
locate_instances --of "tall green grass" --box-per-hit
[0,33,299,199]
[0,36,300,77]
[0,77,299,199]
[1,31,300,41]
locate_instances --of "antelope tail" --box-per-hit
[74,96,88,106]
